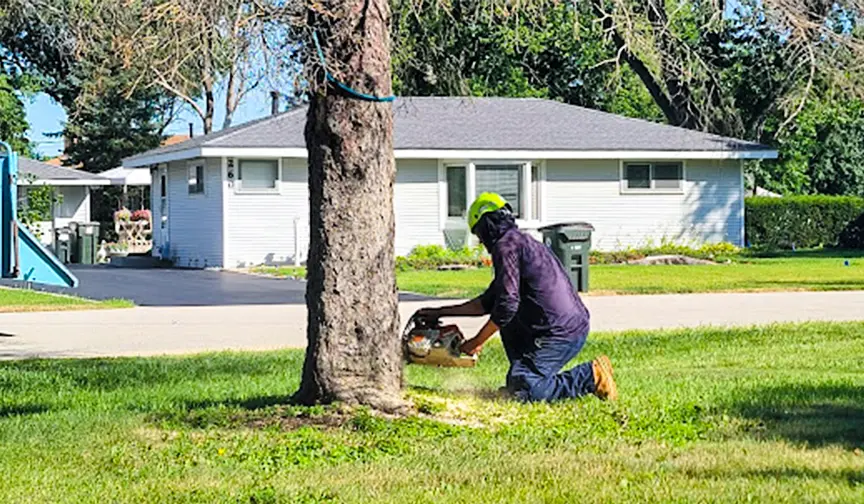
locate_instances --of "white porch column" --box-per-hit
[466,162,476,246]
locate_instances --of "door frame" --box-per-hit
[157,163,170,258]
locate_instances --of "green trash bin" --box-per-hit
[54,227,72,264]
[76,222,100,265]
[539,222,595,292]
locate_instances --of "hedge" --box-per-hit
[745,195,864,249]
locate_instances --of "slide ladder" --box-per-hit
[1,141,79,288]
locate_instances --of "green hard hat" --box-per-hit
[468,192,508,231]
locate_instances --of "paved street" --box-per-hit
[2,290,863,360]
[17,265,427,306]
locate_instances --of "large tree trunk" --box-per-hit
[293,0,404,412]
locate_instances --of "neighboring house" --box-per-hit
[122,97,778,269]
[17,158,110,245]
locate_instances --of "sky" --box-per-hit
[25,85,286,158]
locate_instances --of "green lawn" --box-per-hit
[396,252,864,297]
[0,287,132,312]
[253,251,864,298]
[1,322,862,502]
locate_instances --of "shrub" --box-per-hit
[746,196,864,249]
[839,212,864,249]
[590,241,741,264]
[396,244,489,271]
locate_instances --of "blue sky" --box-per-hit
[25,85,284,157]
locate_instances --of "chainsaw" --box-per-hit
[402,314,478,368]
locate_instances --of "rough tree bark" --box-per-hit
[293,0,404,411]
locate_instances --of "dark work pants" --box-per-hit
[502,325,596,403]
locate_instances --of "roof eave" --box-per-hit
[122,146,778,165]
[122,147,204,167]
[20,178,111,186]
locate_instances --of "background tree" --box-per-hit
[72,0,290,134]
[0,0,177,171]
[392,0,663,120]
[0,72,35,156]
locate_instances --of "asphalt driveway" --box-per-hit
[17,265,428,307]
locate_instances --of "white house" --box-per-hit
[122,97,777,269]
[17,158,110,246]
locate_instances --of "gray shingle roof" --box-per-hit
[124,97,773,164]
[18,158,109,182]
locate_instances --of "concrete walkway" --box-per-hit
[1,290,863,360]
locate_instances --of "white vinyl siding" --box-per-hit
[224,157,308,267]
[395,159,443,255]
[545,159,743,250]
[166,158,223,267]
[160,154,743,267]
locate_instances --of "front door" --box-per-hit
[158,164,170,258]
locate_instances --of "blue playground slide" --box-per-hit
[1,141,79,288]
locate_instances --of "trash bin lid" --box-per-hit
[538,222,595,232]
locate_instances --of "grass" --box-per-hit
[399,250,864,297]
[253,250,864,298]
[0,287,133,313]
[1,321,862,502]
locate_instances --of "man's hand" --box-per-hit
[460,337,484,356]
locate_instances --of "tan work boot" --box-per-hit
[592,354,618,401]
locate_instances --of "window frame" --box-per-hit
[187,160,206,196]
[619,160,686,194]
[234,158,282,194]
[445,164,467,218]
[439,159,545,231]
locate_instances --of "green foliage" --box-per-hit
[62,88,166,173]
[0,74,33,156]
[752,98,864,197]
[395,244,489,271]
[590,241,741,265]
[745,196,864,249]
[17,174,61,237]
[392,0,663,119]
[839,213,864,249]
[0,3,173,173]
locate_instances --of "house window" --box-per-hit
[475,164,522,217]
[188,164,205,194]
[623,162,683,191]
[446,166,466,217]
[238,159,279,191]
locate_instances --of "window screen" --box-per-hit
[188,164,204,194]
[239,159,279,190]
[446,166,466,217]
[475,164,522,217]
[625,164,651,189]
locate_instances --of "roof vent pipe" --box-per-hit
[271,91,280,116]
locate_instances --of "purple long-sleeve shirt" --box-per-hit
[479,227,590,342]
